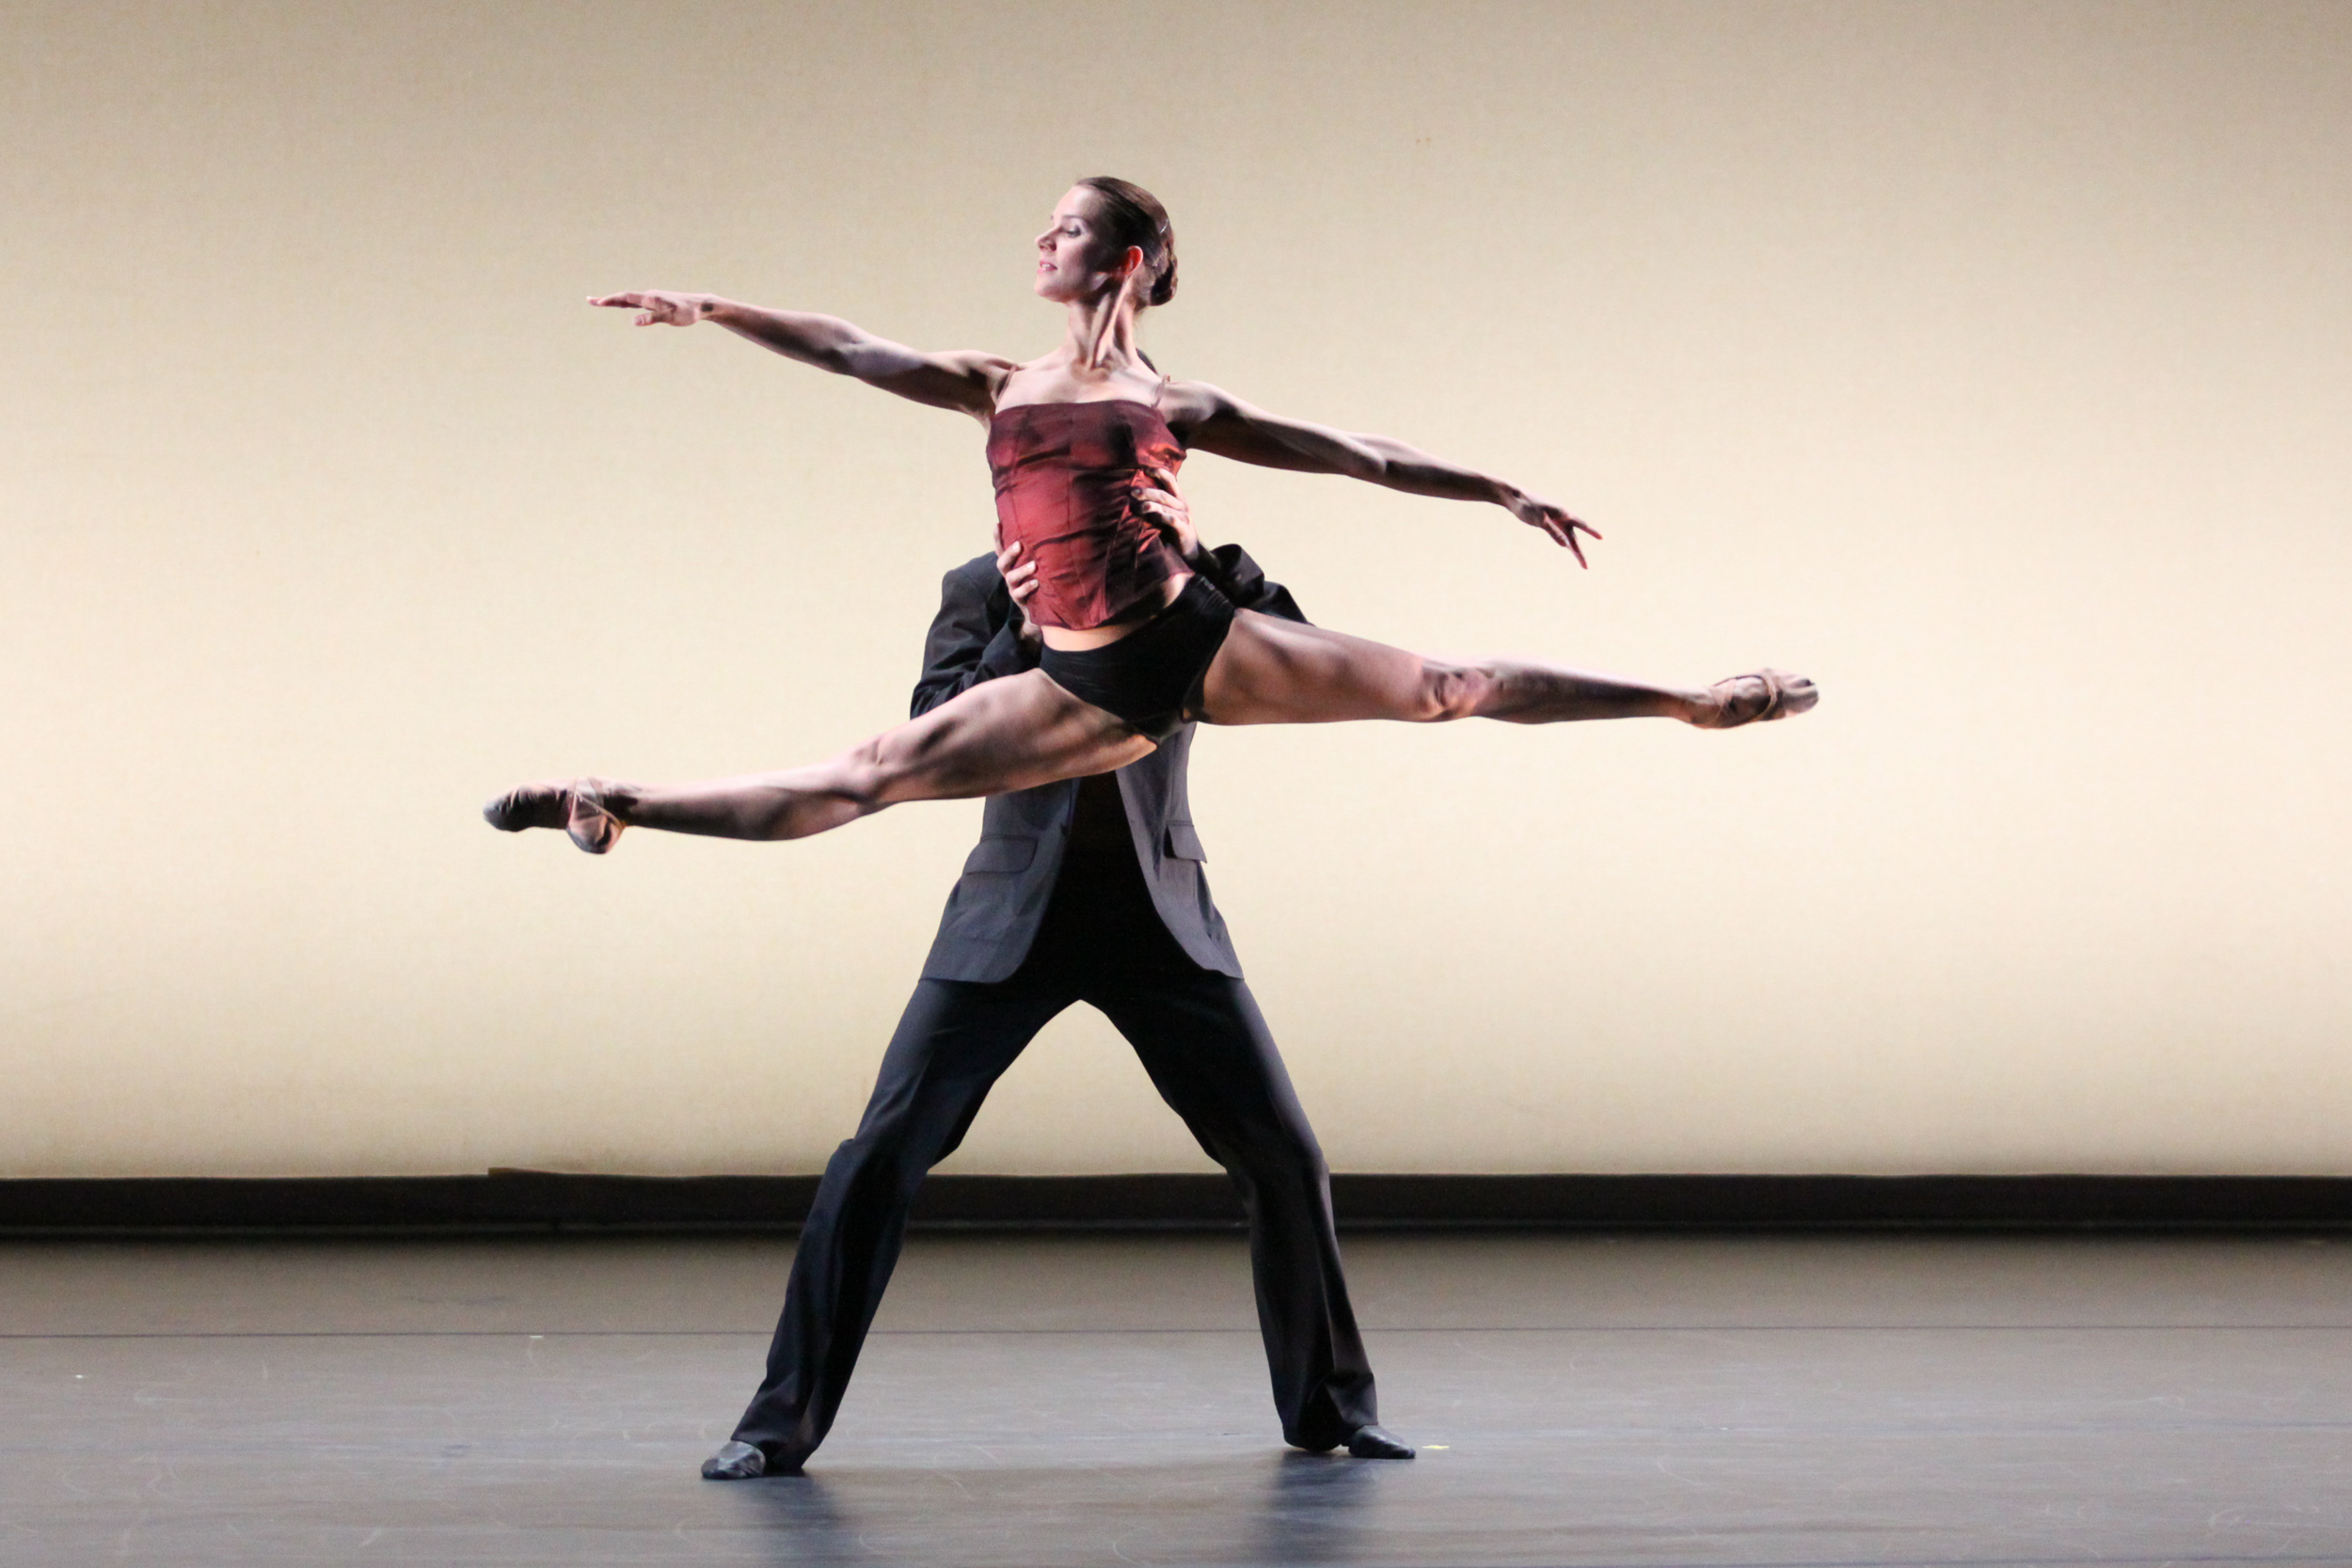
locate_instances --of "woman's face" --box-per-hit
[1033,187,1131,303]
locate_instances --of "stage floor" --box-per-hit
[6,1229,2352,1565]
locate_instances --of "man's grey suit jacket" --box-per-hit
[912,546,1307,984]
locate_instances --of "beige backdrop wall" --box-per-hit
[6,0,2348,1179]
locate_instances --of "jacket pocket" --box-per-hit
[1163,822,1207,863]
[961,835,1038,875]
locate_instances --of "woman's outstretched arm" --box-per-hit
[589,291,1012,420]
[1176,383,1600,565]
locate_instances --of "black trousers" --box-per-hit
[729,850,1378,1466]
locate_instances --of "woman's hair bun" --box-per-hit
[1079,175,1178,309]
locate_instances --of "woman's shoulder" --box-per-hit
[985,355,1058,416]
[1155,376,1232,431]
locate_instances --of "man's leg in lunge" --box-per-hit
[1101,972,1404,1457]
[708,977,1067,1477]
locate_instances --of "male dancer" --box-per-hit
[702,527,1412,1478]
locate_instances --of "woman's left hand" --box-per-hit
[1135,467,1201,564]
[1507,490,1602,569]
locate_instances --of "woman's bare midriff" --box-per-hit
[1037,570,1193,651]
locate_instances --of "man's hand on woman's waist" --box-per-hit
[995,540,1044,646]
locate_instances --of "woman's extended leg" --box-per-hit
[485,669,1154,852]
[486,615,1815,852]
[1197,610,1817,728]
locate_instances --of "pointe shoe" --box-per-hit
[1692,668,1818,729]
[1346,1423,1417,1459]
[481,778,625,854]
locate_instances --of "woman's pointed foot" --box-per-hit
[1692,669,1818,729]
[482,778,625,854]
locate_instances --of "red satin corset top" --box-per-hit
[987,400,1188,631]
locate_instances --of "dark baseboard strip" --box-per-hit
[7,1173,2352,1236]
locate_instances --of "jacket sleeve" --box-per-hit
[911,562,1041,719]
[1193,542,1310,626]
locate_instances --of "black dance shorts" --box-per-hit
[1038,575,1236,743]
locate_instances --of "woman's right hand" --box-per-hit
[589,291,712,326]
[996,540,1041,643]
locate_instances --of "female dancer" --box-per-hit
[486,177,1814,852]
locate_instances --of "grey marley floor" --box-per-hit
[6,1230,2352,1566]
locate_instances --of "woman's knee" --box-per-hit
[1409,658,1493,722]
[860,709,1037,802]
[824,736,902,809]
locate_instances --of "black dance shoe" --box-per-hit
[1345,1423,1416,1459]
[701,1440,775,1480]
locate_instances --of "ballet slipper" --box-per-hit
[481,778,625,854]
[1692,668,1818,729]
